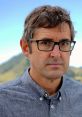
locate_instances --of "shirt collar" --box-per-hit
[20,68,67,101]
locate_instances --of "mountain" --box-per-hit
[0,53,82,82]
[0,53,29,82]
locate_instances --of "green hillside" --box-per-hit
[0,53,82,82]
[0,54,29,82]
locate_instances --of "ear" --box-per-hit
[20,38,29,57]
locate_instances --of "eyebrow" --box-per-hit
[35,38,70,42]
[37,38,53,41]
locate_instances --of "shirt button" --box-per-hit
[59,96,62,101]
[50,105,54,109]
[44,93,48,97]
[39,97,43,101]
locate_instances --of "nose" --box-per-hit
[50,45,61,57]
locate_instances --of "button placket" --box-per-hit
[49,99,58,117]
[50,104,55,109]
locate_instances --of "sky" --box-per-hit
[0,0,82,67]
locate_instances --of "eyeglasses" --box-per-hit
[30,38,76,52]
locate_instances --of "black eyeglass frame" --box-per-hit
[29,39,76,52]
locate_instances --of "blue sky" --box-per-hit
[0,0,82,67]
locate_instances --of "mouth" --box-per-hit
[47,63,63,68]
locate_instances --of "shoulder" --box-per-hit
[63,76,82,97]
[0,76,26,100]
[0,69,31,100]
[0,79,20,113]
[0,77,26,108]
[64,76,82,89]
[0,77,21,90]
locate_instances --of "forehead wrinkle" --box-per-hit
[33,23,71,40]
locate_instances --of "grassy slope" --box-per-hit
[0,53,29,82]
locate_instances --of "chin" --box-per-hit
[45,72,64,79]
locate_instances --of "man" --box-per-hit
[0,5,82,117]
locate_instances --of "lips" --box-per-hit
[48,63,62,66]
[47,61,63,65]
[45,58,63,67]
[46,62,63,68]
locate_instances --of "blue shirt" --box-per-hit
[0,69,82,117]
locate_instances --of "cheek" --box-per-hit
[34,53,49,67]
[64,53,70,65]
[29,52,42,65]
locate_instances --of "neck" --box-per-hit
[29,69,62,95]
[39,78,62,95]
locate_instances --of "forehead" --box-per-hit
[33,23,71,40]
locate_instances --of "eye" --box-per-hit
[39,40,53,46]
[60,40,70,47]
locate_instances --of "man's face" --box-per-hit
[28,23,71,80]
